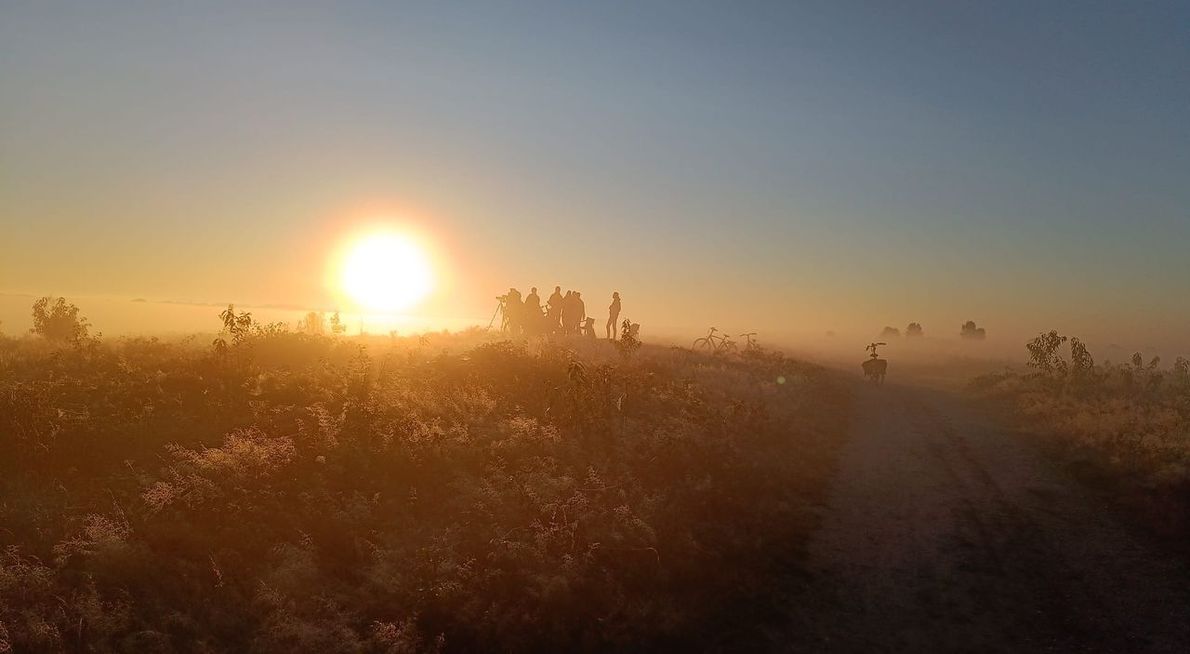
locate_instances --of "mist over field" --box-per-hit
[3,1,1189,652]
[2,292,1178,373]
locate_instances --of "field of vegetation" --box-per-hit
[972,331,1190,546]
[0,300,848,652]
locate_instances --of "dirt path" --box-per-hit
[784,382,1190,653]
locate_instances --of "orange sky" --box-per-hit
[2,3,1188,357]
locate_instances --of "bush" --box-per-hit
[30,297,90,343]
[614,319,641,359]
[972,331,1190,546]
[960,320,986,340]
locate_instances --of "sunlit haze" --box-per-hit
[2,1,1188,354]
[5,4,1190,651]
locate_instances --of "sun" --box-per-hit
[340,231,433,312]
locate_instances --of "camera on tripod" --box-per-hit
[489,294,511,331]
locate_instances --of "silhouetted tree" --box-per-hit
[1016,330,1098,382]
[880,326,901,338]
[616,319,641,359]
[1070,337,1094,374]
[1027,330,1067,374]
[960,320,987,340]
[329,311,346,335]
[30,297,90,343]
[212,304,255,354]
[219,305,254,344]
[300,311,326,335]
[906,322,923,337]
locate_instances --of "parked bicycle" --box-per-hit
[738,332,759,353]
[692,327,736,354]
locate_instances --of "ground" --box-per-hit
[782,381,1190,653]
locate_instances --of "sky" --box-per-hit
[2,1,1188,352]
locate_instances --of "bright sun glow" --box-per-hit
[340,232,433,312]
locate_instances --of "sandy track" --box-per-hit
[783,382,1190,653]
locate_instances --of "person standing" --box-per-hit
[560,290,574,334]
[572,291,586,335]
[524,287,541,334]
[547,286,564,330]
[505,287,523,335]
[606,291,621,340]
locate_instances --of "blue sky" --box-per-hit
[2,1,1187,347]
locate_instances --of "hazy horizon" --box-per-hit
[6,5,1190,651]
[3,1,1188,355]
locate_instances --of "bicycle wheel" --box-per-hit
[692,337,711,351]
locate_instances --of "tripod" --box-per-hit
[488,297,510,332]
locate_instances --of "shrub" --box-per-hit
[300,312,326,335]
[0,314,848,651]
[960,320,986,340]
[972,331,1190,546]
[614,319,641,359]
[30,297,90,343]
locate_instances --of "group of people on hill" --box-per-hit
[499,286,622,339]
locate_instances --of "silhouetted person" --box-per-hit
[524,287,541,333]
[573,292,586,335]
[506,287,523,334]
[560,290,575,334]
[606,291,621,340]
[547,286,564,329]
[525,287,541,315]
[582,317,597,339]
